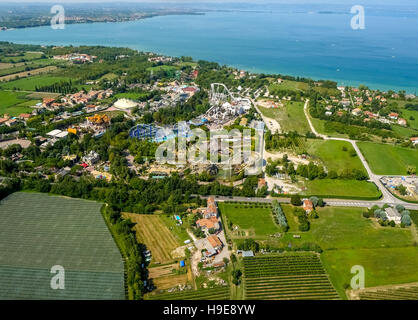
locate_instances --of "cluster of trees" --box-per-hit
[395,205,412,227]
[364,204,412,228]
[265,131,305,151]
[35,80,82,94]
[142,90,210,124]
[103,205,147,299]
[272,200,288,231]
[237,238,259,252]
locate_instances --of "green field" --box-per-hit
[322,247,418,298]
[0,52,44,63]
[358,141,418,175]
[269,80,309,93]
[302,179,381,199]
[0,90,39,116]
[281,206,413,250]
[258,101,311,134]
[401,109,418,130]
[0,75,70,91]
[0,192,125,300]
[0,59,57,77]
[307,140,367,176]
[218,203,279,238]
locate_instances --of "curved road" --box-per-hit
[302,99,410,206]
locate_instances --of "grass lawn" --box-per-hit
[322,247,418,298]
[357,141,418,175]
[307,140,367,176]
[392,124,418,139]
[0,90,39,116]
[309,114,350,139]
[301,179,381,199]
[281,205,413,250]
[218,203,279,238]
[269,80,309,93]
[159,214,192,244]
[146,65,179,72]
[258,101,310,134]
[114,92,149,100]
[0,75,71,91]
[400,109,418,130]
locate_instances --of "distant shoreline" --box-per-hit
[0,11,204,31]
[1,11,417,94]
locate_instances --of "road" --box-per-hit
[302,99,408,206]
[200,195,418,211]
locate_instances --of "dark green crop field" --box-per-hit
[0,192,125,299]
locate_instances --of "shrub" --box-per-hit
[291,194,302,206]
[401,215,411,226]
[363,211,370,218]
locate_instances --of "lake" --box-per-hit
[1,4,417,92]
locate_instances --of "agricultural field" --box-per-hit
[301,179,381,199]
[0,65,58,82]
[0,75,71,91]
[243,253,340,300]
[322,247,418,299]
[0,59,60,77]
[0,192,125,300]
[218,202,280,238]
[0,52,45,63]
[354,282,418,300]
[306,140,367,176]
[357,141,418,175]
[258,101,310,134]
[0,90,40,116]
[148,263,192,291]
[122,213,182,264]
[146,286,230,300]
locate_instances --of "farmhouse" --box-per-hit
[196,216,220,232]
[207,235,223,251]
[302,199,314,213]
[204,196,218,218]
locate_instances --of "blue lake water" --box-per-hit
[1,6,417,92]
